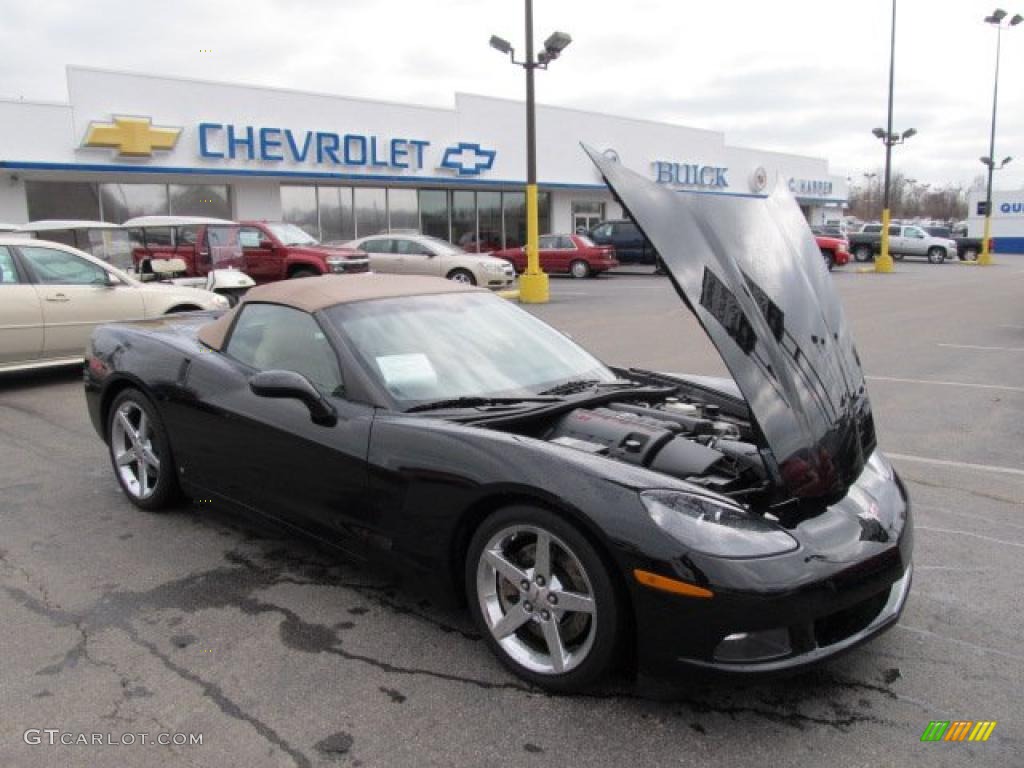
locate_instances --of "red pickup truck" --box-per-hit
[238,221,369,281]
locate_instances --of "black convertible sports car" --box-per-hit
[85,149,911,692]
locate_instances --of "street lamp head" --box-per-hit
[980,156,993,167]
[986,8,1008,23]
[489,35,513,55]
[1011,13,1023,25]
[1001,156,1013,167]
[872,127,887,139]
[543,31,572,55]
[902,128,917,140]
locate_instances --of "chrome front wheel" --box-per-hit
[467,507,620,691]
[107,390,179,510]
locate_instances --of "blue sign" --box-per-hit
[197,123,496,175]
[653,161,728,188]
[440,143,496,176]
[999,201,1024,214]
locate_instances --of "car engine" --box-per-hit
[544,398,768,496]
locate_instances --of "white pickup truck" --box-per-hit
[849,224,959,264]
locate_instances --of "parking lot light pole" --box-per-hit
[490,3,572,303]
[873,0,905,274]
[979,9,1022,266]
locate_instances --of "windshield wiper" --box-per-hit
[538,378,644,396]
[405,396,561,413]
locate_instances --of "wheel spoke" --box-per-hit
[136,459,149,495]
[142,447,160,472]
[541,617,568,673]
[137,411,149,443]
[553,589,594,615]
[117,410,138,444]
[491,603,531,639]
[115,448,136,467]
[533,531,552,582]
[483,549,529,587]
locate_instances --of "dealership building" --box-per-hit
[0,67,849,247]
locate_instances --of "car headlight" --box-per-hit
[211,294,230,309]
[640,490,798,558]
[483,262,505,274]
[866,451,894,481]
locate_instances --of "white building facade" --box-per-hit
[966,187,1024,253]
[0,67,848,247]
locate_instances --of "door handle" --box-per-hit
[45,293,70,302]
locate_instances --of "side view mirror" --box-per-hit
[248,369,337,426]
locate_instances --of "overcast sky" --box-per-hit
[1,0,1022,191]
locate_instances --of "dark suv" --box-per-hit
[589,219,658,264]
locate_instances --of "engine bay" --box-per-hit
[542,396,769,498]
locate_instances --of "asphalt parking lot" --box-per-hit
[2,258,1022,767]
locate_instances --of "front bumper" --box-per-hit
[329,258,370,274]
[629,466,913,677]
[676,564,911,674]
[486,272,516,289]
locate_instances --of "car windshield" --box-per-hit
[266,222,319,246]
[325,292,617,407]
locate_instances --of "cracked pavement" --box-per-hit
[2,260,1022,766]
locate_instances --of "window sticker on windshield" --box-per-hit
[376,353,438,391]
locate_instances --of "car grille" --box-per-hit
[813,588,890,647]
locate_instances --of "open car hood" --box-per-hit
[583,145,875,500]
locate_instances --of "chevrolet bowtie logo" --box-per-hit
[440,142,496,176]
[82,116,182,157]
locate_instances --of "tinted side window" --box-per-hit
[225,303,343,395]
[176,226,199,246]
[888,226,900,237]
[0,246,21,283]
[557,236,575,249]
[360,239,392,254]
[591,224,611,238]
[538,235,558,249]
[394,239,430,255]
[19,246,108,285]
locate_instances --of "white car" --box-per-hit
[0,236,230,374]
[343,233,516,290]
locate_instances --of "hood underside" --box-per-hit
[583,145,875,500]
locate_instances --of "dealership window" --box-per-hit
[476,191,502,252]
[319,186,354,243]
[451,191,476,250]
[25,181,101,221]
[571,201,605,234]
[170,184,231,219]
[419,189,449,240]
[387,188,418,232]
[99,184,169,224]
[354,187,387,237]
[281,185,319,239]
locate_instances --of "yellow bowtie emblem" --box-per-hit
[83,116,181,157]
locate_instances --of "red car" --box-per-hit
[492,233,619,278]
[813,232,851,271]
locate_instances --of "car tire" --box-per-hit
[927,247,945,264]
[854,245,873,262]
[892,252,905,261]
[466,505,621,693]
[447,268,477,286]
[289,268,319,279]
[107,389,180,511]
[962,247,978,261]
[570,260,591,279]
[822,250,835,271]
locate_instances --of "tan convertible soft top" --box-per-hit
[197,273,483,350]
